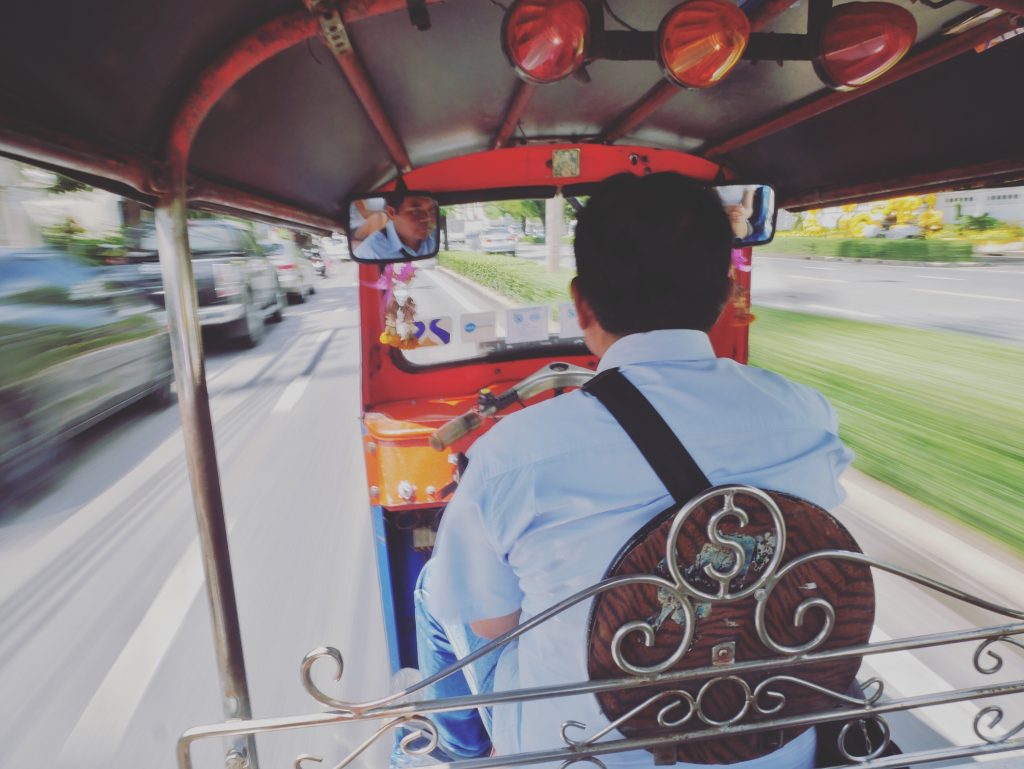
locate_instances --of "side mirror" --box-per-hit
[714,184,777,246]
[346,192,441,263]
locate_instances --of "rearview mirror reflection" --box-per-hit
[714,184,777,246]
[347,193,440,263]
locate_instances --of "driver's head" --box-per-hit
[573,172,733,334]
[384,192,436,248]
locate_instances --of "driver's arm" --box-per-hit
[471,610,522,640]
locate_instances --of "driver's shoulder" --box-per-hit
[470,390,612,468]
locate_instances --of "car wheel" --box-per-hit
[239,294,266,347]
[146,378,175,409]
[309,283,316,295]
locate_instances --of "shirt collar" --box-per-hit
[597,329,715,372]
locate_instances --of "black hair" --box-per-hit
[573,172,734,334]
[383,190,407,210]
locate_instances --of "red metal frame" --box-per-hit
[166,10,318,182]
[357,144,741,411]
[704,13,1023,159]
[0,115,150,193]
[374,143,721,193]
[600,82,679,145]
[493,81,538,150]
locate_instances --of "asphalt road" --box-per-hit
[1,261,1022,769]
[751,255,1024,345]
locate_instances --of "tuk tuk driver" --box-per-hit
[414,173,853,768]
[354,192,437,260]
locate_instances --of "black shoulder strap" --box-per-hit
[582,367,711,506]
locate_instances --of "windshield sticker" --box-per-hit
[558,303,583,338]
[460,312,497,343]
[506,306,548,344]
[412,316,452,346]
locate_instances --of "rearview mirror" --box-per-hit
[714,184,777,246]
[346,193,440,263]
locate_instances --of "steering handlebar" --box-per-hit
[428,362,595,451]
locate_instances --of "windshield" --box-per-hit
[395,197,585,366]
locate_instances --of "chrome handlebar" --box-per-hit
[428,362,595,451]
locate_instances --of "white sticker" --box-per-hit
[460,312,498,343]
[411,316,453,346]
[559,302,583,338]
[506,306,549,344]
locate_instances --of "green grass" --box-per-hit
[750,307,1024,555]
[761,236,973,261]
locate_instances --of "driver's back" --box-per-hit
[425,327,854,766]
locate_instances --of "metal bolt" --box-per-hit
[366,442,377,454]
[369,486,380,498]
[426,485,437,499]
[225,748,250,769]
[397,480,416,502]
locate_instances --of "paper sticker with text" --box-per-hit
[460,312,498,343]
[506,306,548,344]
[559,302,583,338]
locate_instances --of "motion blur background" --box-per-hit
[1,154,1022,768]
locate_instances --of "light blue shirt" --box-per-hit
[426,329,854,767]
[354,221,436,261]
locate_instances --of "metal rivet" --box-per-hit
[369,486,380,498]
[366,442,377,454]
[712,641,736,666]
[397,480,416,502]
[225,748,250,769]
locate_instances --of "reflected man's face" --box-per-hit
[388,196,436,248]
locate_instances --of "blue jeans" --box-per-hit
[414,561,504,760]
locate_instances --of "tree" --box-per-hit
[47,174,92,194]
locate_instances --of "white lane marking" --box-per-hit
[806,304,881,319]
[785,274,846,283]
[914,275,965,281]
[802,265,840,271]
[270,330,330,414]
[861,628,988,752]
[57,539,206,766]
[272,375,311,413]
[913,288,1024,303]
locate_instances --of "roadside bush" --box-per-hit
[760,235,973,261]
[437,250,572,306]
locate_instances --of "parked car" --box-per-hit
[468,225,518,254]
[0,248,174,497]
[262,240,316,302]
[122,219,284,347]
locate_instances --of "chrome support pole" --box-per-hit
[155,188,259,769]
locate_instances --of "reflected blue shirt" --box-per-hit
[354,221,436,261]
[426,330,854,767]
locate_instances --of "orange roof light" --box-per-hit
[814,2,917,90]
[658,0,751,89]
[503,0,590,84]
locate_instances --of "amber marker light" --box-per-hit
[502,0,590,84]
[658,0,751,89]
[814,2,917,90]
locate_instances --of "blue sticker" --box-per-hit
[514,313,524,323]
[465,321,477,333]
